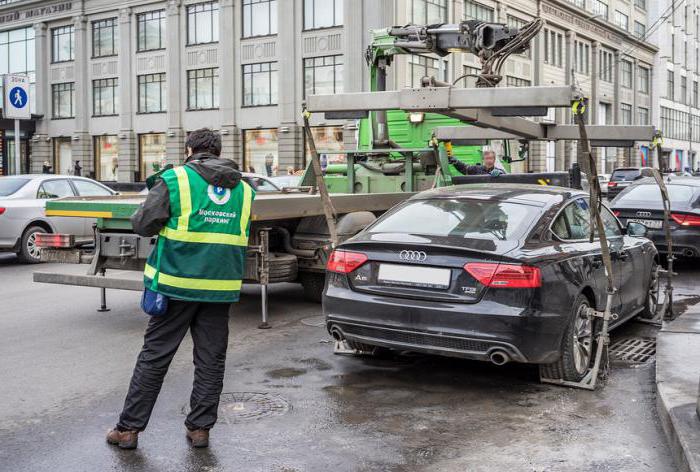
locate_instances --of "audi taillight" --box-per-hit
[35,233,75,248]
[608,182,617,187]
[326,250,368,274]
[612,210,621,217]
[671,213,700,227]
[464,262,541,288]
[0,207,5,215]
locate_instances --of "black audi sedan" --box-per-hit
[611,176,700,258]
[323,184,658,382]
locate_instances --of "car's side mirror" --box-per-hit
[626,221,648,237]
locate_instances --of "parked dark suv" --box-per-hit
[607,167,653,199]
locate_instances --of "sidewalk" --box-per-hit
[656,304,700,472]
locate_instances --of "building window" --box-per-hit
[187,68,219,110]
[242,62,278,106]
[304,126,344,168]
[638,66,650,94]
[667,70,674,100]
[94,135,119,181]
[591,0,608,19]
[464,0,494,21]
[304,55,343,97]
[93,78,119,116]
[507,16,531,58]
[303,0,343,30]
[543,29,563,68]
[137,73,167,113]
[634,21,646,39]
[694,80,698,107]
[460,65,480,87]
[620,103,632,125]
[408,55,446,88]
[139,133,167,180]
[567,0,584,8]
[243,0,277,37]
[51,25,74,62]
[92,18,118,57]
[187,1,219,45]
[621,60,632,88]
[680,76,687,104]
[599,49,613,82]
[53,137,73,175]
[52,82,75,119]
[409,0,448,24]
[614,10,628,31]
[638,107,649,125]
[574,41,590,75]
[0,27,36,113]
[137,10,166,51]
[634,0,646,10]
[244,129,278,175]
[506,76,531,87]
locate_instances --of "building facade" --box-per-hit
[0,0,680,181]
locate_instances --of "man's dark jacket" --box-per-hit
[131,153,242,237]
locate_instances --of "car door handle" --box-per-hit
[615,250,629,261]
[592,257,603,269]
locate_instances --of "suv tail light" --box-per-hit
[608,181,617,188]
[0,207,5,215]
[327,250,368,274]
[464,262,541,288]
[35,233,75,248]
[671,213,700,227]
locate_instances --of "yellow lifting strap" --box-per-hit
[571,98,587,116]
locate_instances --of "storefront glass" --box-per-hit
[244,129,278,176]
[305,126,344,168]
[95,135,119,181]
[139,133,167,180]
[53,137,72,175]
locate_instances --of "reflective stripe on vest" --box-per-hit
[158,166,253,246]
[145,264,243,291]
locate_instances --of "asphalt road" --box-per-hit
[0,254,697,472]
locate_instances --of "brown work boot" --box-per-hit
[106,428,138,449]
[185,428,209,448]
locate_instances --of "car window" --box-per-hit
[610,169,640,181]
[37,180,75,199]
[600,207,622,238]
[72,179,112,196]
[249,178,278,192]
[555,198,591,240]
[0,178,30,196]
[368,198,540,241]
[616,184,695,204]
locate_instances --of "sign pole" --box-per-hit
[14,119,20,175]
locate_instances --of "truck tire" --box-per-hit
[300,272,325,303]
[18,225,47,264]
[638,262,660,319]
[539,294,593,382]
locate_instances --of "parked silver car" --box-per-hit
[0,175,116,263]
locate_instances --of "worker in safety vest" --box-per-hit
[107,128,254,449]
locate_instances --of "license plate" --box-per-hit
[377,264,451,289]
[627,218,662,229]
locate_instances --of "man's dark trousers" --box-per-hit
[117,300,230,431]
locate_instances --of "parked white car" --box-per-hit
[0,175,116,263]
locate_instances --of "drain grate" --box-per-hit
[182,392,290,422]
[609,337,656,363]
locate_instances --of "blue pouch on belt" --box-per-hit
[141,288,169,316]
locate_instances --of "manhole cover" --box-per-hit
[609,337,656,363]
[300,315,325,327]
[182,392,290,422]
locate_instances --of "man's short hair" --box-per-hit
[482,147,496,158]
[186,128,222,156]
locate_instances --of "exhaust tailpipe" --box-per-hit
[489,350,510,366]
[330,327,344,341]
[682,248,695,258]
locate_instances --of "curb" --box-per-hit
[655,311,700,472]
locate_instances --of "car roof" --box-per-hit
[633,176,700,187]
[8,174,94,181]
[411,183,585,206]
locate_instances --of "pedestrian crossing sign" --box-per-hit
[3,74,30,120]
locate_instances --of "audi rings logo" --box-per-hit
[636,211,652,217]
[399,250,427,261]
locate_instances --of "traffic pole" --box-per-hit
[14,118,20,175]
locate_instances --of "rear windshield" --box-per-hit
[368,198,539,241]
[0,178,30,196]
[611,169,640,181]
[617,184,696,204]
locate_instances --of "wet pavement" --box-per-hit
[0,254,698,471]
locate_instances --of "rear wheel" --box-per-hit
[639,262,660,319]
[300,272,326,303]
[539,294,594,382]
[17,225,47,264]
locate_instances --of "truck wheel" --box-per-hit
[300,272,325,303]
[18,225,47,264]
[638,262,660,319]
[539,295,593,382]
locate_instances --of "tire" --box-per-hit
[539,294,594,382]
[17,225,48,264]
[638,261,660,319]
[300,272,326,303]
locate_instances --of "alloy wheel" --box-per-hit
[26,232,41,260]
[572,302,593,375]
